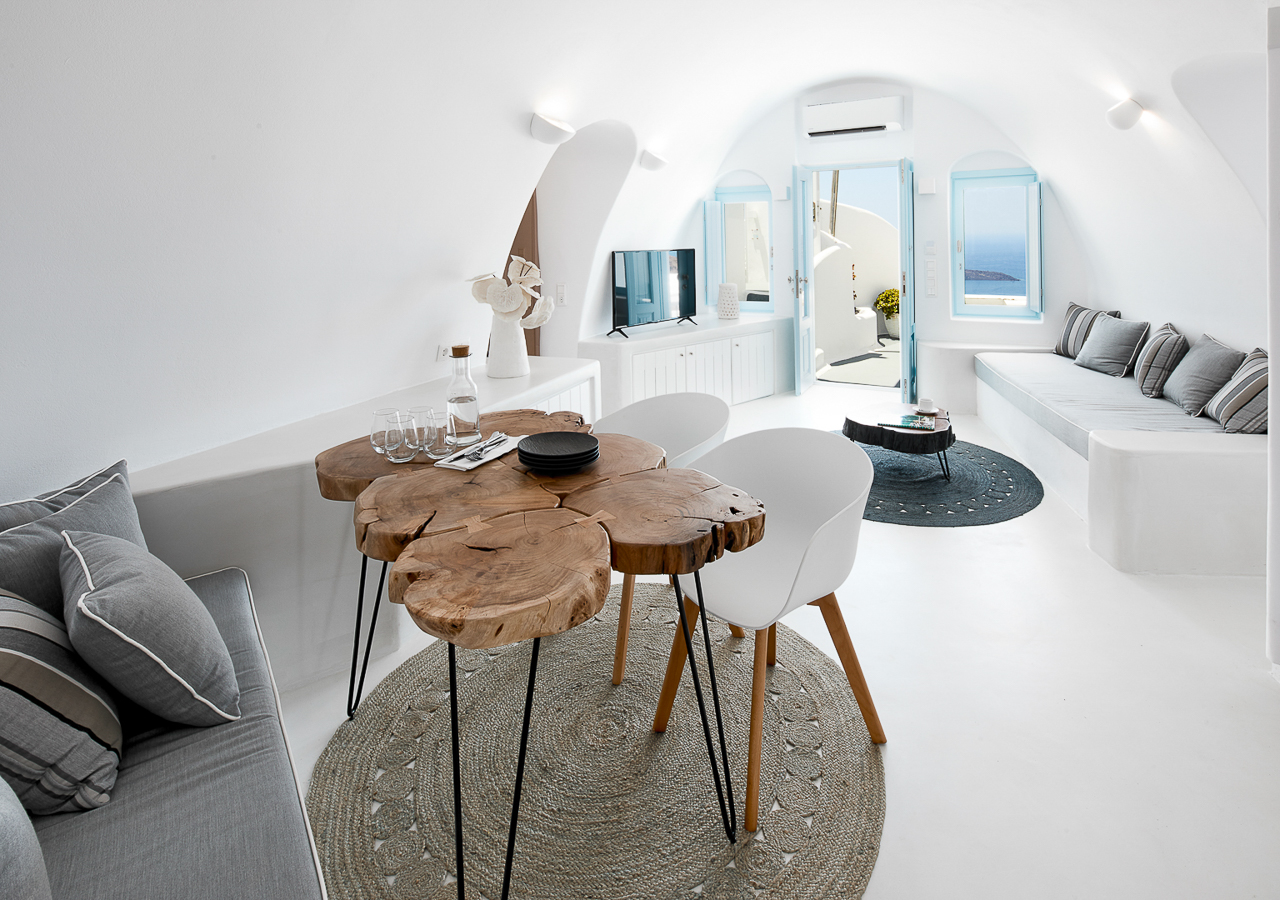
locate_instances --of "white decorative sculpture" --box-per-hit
[717,283,740,320]
[467,256,554,378]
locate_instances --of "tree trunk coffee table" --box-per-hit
[842,402,957,480]
[315,409,591,718]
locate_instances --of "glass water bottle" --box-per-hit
[445,344,481,447]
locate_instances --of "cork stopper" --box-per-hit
[450,344,470,358]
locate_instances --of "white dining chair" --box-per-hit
[593,392,733,684]
[649,427,886,832]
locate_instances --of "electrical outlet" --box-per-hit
[437,344,448,362]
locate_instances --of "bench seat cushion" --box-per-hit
[31,569,324,900]
[976,352,1223,459]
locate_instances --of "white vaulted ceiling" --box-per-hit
[0,0,1269,492]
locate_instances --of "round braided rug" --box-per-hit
[307,583,885,900]
[859,440,1044,527]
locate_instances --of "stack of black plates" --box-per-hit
[517,432,600,474]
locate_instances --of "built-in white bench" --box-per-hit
[129,357,601,691]
[975,351,1266,575]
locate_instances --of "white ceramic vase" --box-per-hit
[486,313,530,378]
[717,283,740,320]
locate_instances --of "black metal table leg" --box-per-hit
[937,446,952,482]
[447,637,543,900]
[448,643,465,900]
[347,555,388,719]
[672,573,737,843]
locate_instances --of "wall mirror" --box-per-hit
[712,185,773,311]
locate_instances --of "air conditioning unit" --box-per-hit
[803,96,904,137]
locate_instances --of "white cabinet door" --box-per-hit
[686,339,733,405]
[631,347,687,401]
[731,331,775,404]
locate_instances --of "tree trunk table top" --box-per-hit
[841,403,955,455]
[351,432,667,562]
[561,468,766,575]
[315,408,590,502]
[388,508,612,649]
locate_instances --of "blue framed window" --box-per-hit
[950,167,1042,318]
[704,185,774,312]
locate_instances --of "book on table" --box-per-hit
[878,414,937,431]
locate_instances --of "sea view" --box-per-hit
[964,237,1026,298]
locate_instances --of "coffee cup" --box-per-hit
[917,397,938,414]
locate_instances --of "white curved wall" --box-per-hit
[0,1,1269,498]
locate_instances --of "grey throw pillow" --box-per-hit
[60,531,241,727]
[0,474,146,618]
[1162,334,1248,416]
[1133,323,1189,397]
[0,460,130,532]
[1073,315,1150,377]
[1205,349,1267,434]
[0,594,122,815]
[0,772,53,898]
[1054,303,1120,358]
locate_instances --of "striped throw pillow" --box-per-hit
[1206,349,1268,434]
[1055,303,1121,358]
[0,593,122,814]
[1134,323,1189,398]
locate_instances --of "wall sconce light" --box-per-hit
[530,113,576,145]
[1106,98,1144,130]
[638,150,667,171]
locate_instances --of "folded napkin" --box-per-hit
[433,435,526,471]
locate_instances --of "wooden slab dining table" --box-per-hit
[315,408,767,899]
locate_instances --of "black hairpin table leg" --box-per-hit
[937,447,952,482]
[347,555,388,719]
[447,637,542,900]
[672,573,737,843]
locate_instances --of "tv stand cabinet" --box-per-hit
[579,314,794,416]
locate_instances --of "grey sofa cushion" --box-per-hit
[60,532,241,727]
[1163,334,1247,416]
[1074,315,1150,377]
[0,595,122,815]
[0,474,146,618]
[0,461,130,533]
[1133,323,1189,398]
[1205,349,1268,434]
[33,569,326,900]
[0,777,52,900]
[1054,303,1120,358]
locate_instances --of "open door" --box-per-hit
[791,166,815,394]
[898,159,917,403]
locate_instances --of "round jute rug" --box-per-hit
[307,583,885,900]
[860,439,1044,527]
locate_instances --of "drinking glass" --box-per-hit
[420,408,451,459]
[408,406,433,456]
[370,408,400,455]
[386,413,418,463]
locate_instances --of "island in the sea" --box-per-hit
[965,268,1019,281]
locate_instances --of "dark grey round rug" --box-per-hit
[307,583,885,900]
[859,440,1044,527]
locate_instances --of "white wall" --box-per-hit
[534,121,637,358]
[1,2,1270,501]
[1267,8,1280,670]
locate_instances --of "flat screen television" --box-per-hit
[609,249,696,337]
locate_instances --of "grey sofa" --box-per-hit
[15,568,327,900]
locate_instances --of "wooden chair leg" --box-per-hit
[766,623,777,666]
[611,573,636,686]
[728,624,746,639]
[810,593,886,744]
[746,628,769,832]
[651,596,701,732]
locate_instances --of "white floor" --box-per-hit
[280,381,1280,899]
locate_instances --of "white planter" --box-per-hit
[486,313,529,378]
[884,316,900,339]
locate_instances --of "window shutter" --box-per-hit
[703,200,723,308]
[1027,181,1044,314]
